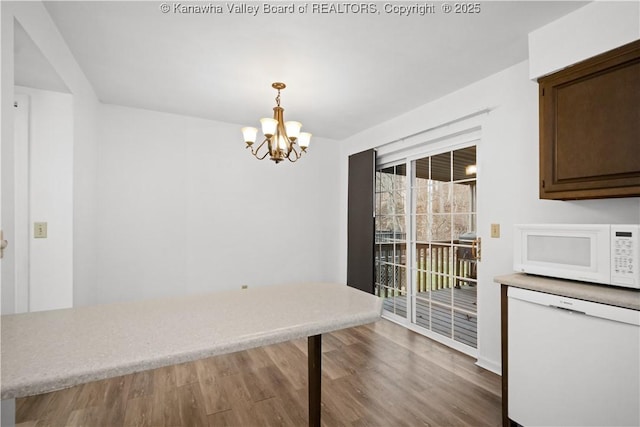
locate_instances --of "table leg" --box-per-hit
[1,398,16,427]
[308,334,321,427]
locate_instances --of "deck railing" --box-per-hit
[375,241,477,297]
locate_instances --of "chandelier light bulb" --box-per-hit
[298,132,312,150]
[241,127,258,145]
[260,118,278,137]
[285,121,302,141]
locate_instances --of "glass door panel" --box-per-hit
[410,146,478,350]
[375,164,407,319]
[375,146,477,352]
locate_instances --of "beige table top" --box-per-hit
[1,282,382,400]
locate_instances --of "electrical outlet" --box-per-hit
[34,222,47,239]
[241,285,248,290]
[490,223,500,238]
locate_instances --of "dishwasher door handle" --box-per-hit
[550,305,586,315]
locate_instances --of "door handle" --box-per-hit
[0,230,8,259]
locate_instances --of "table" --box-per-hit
[1,282,382,426]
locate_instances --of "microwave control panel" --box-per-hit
[611,225,639,288]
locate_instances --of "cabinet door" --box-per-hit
[539,39,640,200]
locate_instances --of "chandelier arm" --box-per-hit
[249,137,269,158]
[256,145,271,160]
[246,139,271,161]
[293,144,302,159]
[287,145,301,163]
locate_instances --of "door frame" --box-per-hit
[13,94,30,313]
[377,137,480,357]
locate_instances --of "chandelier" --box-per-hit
[241,82,311,164]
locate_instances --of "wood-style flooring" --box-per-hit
[15,319,501,426]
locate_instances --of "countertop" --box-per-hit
[495,273,640,311]
[1,282,382,400]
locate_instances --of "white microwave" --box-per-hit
[514,224,639,289]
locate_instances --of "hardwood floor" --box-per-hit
[16,320,501,426]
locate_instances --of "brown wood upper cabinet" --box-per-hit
[539,39,640,200]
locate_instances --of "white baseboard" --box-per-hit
[475,356,501,375]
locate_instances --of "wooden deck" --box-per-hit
[382,286,477,348]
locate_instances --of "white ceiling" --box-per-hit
[36,1,588,139]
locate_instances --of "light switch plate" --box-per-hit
[491,223,500,238]
[34,222,47,238]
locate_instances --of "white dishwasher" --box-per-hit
[508,287,640,427]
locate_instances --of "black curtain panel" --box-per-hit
[347,149,375,294]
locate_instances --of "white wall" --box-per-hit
[93,103,340,305]
[1,1,99,312]
[14,86,73,311]
[3,2,340,310]
[529,1,640,79]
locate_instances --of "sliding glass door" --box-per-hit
[374,164,407,316]
[375,145,478,353]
